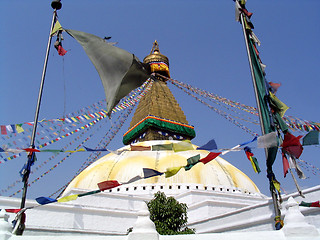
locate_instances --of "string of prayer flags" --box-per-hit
[244,146,261,173]
[299,201,320,208]
[36,197,57,205]
[97,180,120,191]
[165,166,183,178]
[143,168,163,179]
[302,131,319,146]
[257,132,278,148]
[184,154,200,171]
[197,139,217,150]
[199,152,221,164]
[57,194,79,203]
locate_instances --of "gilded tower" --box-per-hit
[123,41,196,145]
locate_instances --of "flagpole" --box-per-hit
[14,0,62,235]
[239,12,282,228]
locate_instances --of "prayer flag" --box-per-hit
[152,143,173,151]
[65,29,149,115]
[1,126,7,135]
[131,145,151,151]
[84,146,108,152]
[57,194,79,203]
[16,124,24,133]
[197,139,217,150]
[78,190,101,197]
[36,197,57,205]
[302,131,319,146]
[269,82,281,94]
[281,151,290,178]
[184,154,200,171]
[287,154,306,179]
[199,152,222,164]
[165,166,183,178]
[5,209,22,213]
[299,201,320,208]
[239,136,257,147]
[143,168,163,179]
[57,44,67,56]
[257,132,278,148]
[173,141,194,152]
[123,175,143,184]
[282,132,303,159]
[23,148,40,152]
[268,92,289,118]
[244,147,261,173]
[51,20,63,36]
[97,180,120,191]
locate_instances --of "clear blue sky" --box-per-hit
[0,0,319,199]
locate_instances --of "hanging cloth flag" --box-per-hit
[173,140,194,152]
[287,154,306,179]
[143,168,163,179]
[122,175,143,184]
[97,180,120,191]
[165,166,183,178]
[131,145,151,151]
[282,132,303,159]
[51,20,63,36]
[184,154,200,171]
[257,132,278,148]
[152,143,173,151]
[199,152,221,164]
[302,131,319,146]
[244,146,261,173]
[16,124,24,133]
[269,82,281,94]
[36,197,57,205]
[299,201,320,208]
[197,139,217,150]
[65,29,150,115]
[268,92,289,118]
[57,194,79,203]
[281,151,290,178]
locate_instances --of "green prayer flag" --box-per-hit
[65,29,149,115]
[302,131,319,146]
[248,36,278,169]
[184,154,200,171]
[152,143,173,151]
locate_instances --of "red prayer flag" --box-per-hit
[281,151,290,178]
[282,132,303,159]
[58,45,67,56]
[23,148,41,152]
[199,152,221,164]
[5,209,21,213]
[311,201,320,208]
[1,126,7,135]
[97,180,120,191]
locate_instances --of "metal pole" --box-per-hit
[15,1,62,235]
[239,13,282,226]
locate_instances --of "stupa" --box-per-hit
[62,41,260,196]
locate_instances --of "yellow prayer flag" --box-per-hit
[173,140,194,152]
[16,124,24,133]
[57,194,78,203]
[272,180,281,193]
[165,166,183,178]
[51,20,63,36]
[269,92,289,118]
